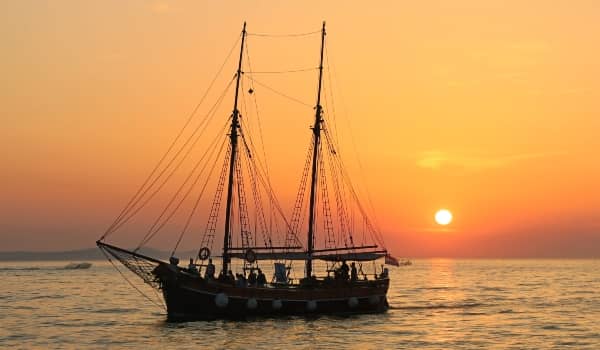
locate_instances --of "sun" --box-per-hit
[435,209,453,225]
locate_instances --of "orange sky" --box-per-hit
[1,1,599,257]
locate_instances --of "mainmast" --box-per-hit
[306,21,326,279]
[222,22,247,274]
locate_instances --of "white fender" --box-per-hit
[348,297,359,308]
[272,299,282,310]
[306,300,317,311]
[215,293,229,308]
[247,298,258,310]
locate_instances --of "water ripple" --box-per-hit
[1,259,599,349]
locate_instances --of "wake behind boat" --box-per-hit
[97,22,399,321]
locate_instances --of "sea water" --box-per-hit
[1,259,599,349]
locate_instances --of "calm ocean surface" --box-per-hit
[1,259,599,349]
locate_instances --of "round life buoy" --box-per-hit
[198,247,211,260]
[348,297,359,308]
[245,249,256,263]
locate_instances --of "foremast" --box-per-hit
[222,22,247,274]
[305,21,326,279]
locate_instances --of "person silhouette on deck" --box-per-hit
[205,258,215,280]
[188,258,198,274]
[340,260,350,281]
[236,273,247,287]
[248,269,257,286]
[217,270,225,282]
[350,262,358,282]
[256,268,267,287]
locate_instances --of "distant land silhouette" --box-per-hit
[0,248,197,261]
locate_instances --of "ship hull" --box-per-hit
[154,264,389,321]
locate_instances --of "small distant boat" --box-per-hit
[64,262,92,269]
[399,259,412,266]
[384,255,410,266]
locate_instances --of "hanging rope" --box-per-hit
[199,144,231,254]
[107,77,235,237]
[324,45,341,151]
[100,35,241,241]
[324,44,385,241]
[170,137,228,256]
[243,75,312,108]
[243,39,270,177]
[137,120,230,249]
[247,30,320,38]
[100,247,166,311]
[245,67,318,74]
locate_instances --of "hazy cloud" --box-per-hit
[150,1,170,14]
[417,150,566,171]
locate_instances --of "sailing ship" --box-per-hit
[97,22,399,321]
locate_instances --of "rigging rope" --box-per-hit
[247,30,320,37]
[243,75,313,108]
[100,247,166,311]
[199,144,231,254]
[324,45,341,151]
[244,40,280,241]
[243,40,270,178]
[323,127,352,249]
[318,141,337,249]
[170,136,228,256]
[239,125,272,248]
[323,44,386,246]
[248,152,302,247]
[244,67,318,74]
[239,108,294,247]
[235,147,254,248]
[138,120,230,249]
[288,136,314,247]
[100,35,241,241]
[331,149,387,248]
[107,77,236,237]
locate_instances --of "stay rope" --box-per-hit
[99,247,166,311]
[243,75,313,108]
[247,30,320,38]
[138,120,230,249]
[107,76,236,238]
[244,67,318,74]
[99,34,241,241]
[170,136,229,256]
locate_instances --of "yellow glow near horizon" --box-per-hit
[435,209,453,226]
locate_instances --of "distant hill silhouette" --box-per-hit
[0,247,198,261]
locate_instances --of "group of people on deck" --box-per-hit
[187,258,267,287]
[234,268,267,287]
[334,260,359,282]
[186,257,367,284]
